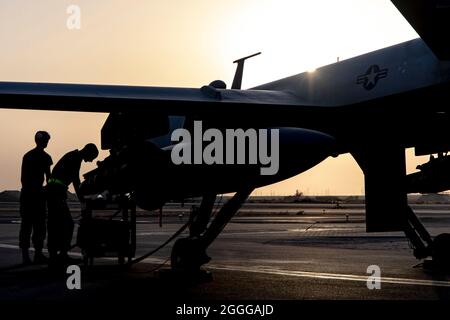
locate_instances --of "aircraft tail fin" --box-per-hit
[232,52,261,89]
[392,0,450,60]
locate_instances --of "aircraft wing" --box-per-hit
[0,81,310,116]
[1,79,449,135]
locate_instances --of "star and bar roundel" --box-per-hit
[356,64,389,90]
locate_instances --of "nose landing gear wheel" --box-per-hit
[167,188,253,282]
[169,238,213,283]
[170,238,211,271]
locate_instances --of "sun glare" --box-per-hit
[217,0,417,88]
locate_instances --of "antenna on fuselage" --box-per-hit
[231,52,261,89]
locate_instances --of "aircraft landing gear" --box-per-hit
[170,237,211,271]
[170,188,254,276]
[403,206,433,259]
[430,233,450,270]
[403,205,450,271]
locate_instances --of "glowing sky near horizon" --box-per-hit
[0,0,427,195]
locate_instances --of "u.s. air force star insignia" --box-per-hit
[356,65,388,90]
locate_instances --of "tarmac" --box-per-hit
[1,202,450,308]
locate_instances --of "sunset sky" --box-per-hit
[0,0,428,195]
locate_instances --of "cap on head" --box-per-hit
[35,131,50,145]
[81,143,99,162]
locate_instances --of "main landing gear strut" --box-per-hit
[169,188,254,276]
[403,205,450,270]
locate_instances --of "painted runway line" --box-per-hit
[209,264,450,288]
[2,243,449,288]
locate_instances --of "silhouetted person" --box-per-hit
[19,131,52,264]
[47,143,99,265]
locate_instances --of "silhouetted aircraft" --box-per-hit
[1,0,450,271]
